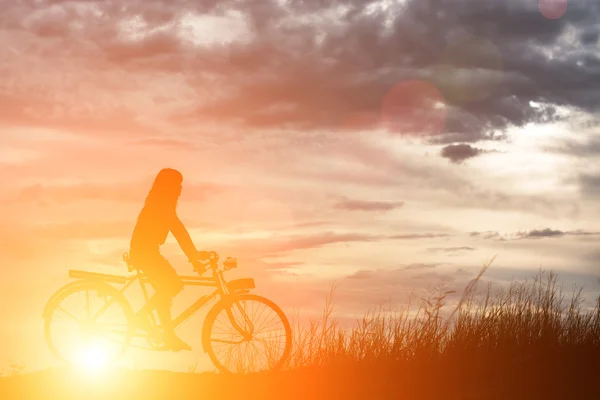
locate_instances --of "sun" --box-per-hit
[73,340,111,375]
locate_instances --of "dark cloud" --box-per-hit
[523,228,565,238]
[2,0,599,144]
[440,144,484,163]
[470,231,505,241]
[519,229,600,239]
[333,197,405,212]
[427,246,476,253]
[471,228,600,241]
[177,0,598,141]
[389,233,451,240]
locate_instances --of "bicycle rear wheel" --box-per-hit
[44,281,134,366]
[203,294,292,374]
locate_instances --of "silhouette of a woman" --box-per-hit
[129,168,199,351]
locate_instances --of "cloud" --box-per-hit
[522,229,600,239]
[333,197,405,212]
[470,228,600,241]
[522,228,565,238]
[440,144,484,163]
[32,221,136,240]
[178,0,597,140]
[389,233,451,240]
[128,137,197,149]
[545,135,600,159]
[470,231,505,241]
[402,263,443,270]
[426,246,476,253]
[579,174,600,199]
[226,230,454,258]
[7,180,225,205]
[2,0,599,144]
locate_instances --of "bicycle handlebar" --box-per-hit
[189,250,237,275]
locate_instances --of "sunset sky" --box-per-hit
[1,0,599,373]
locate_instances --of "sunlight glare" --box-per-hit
[74,340,111,375]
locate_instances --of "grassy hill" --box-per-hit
[1,268,599,399]
[1,357,598,400]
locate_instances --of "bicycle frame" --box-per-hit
[64,257,254,328]
[126,272,225,330]
[46,252,257,350]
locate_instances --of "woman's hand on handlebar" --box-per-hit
[189,250,217,275]
[193,250,217,262]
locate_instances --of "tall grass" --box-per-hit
[285,261,600,371]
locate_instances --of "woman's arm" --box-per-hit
[170,213,198,261]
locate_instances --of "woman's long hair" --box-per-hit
[144,168,183,209]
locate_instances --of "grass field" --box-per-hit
[1,266,599,399]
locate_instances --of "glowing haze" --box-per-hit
[0,0,598,372]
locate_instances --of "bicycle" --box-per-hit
[42,250,292,374]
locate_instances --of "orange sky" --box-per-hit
[1,0,599,373]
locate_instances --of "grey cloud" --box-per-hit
[334,197,405,212]
[389,233,451,240]
[519,229,600,239]
[470,231,505,241]
[523,228,565,238]
[403,263,442,270]
[471,228,600,241]
[427,246,476,253]
[440,144,484,163]
[3,0,600,145]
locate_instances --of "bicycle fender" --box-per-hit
[42,280,129,319]
[42,280,89,319]
[226,278,255,293]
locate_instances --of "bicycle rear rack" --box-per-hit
[69,269,129,284]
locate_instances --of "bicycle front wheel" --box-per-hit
[203,294,292,374]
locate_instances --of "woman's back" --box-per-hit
[130,168,182,260]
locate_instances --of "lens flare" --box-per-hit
[381,79,447,137]
[539,0,568,19]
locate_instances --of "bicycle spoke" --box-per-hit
[250,340,269,367]
[207,295,290,374]
[211,338,245,345]
[251,302,270,332]
[255,312,280,333]
[56,306,81,323]
[254,327,286,336]
[91,295,118,322]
